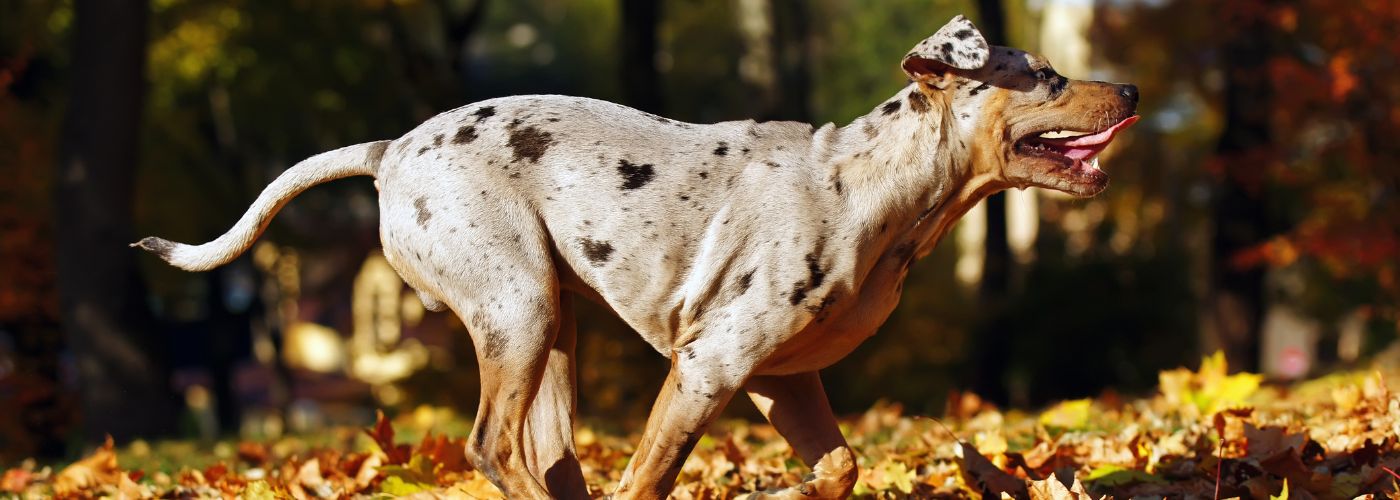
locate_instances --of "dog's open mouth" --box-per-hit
[1015,115,1140,175]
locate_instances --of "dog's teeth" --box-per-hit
[1089,157,1102,171]
[1038,130,1081,139]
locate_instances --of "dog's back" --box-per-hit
[377,95,841,348]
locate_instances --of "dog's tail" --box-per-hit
[132,140,390,271]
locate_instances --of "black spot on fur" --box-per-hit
[432,134,444,147]
[507,125,553,163]
[765,161,783,169]
[954,29,974,40]
[617,160,655,190]
[698,171,709,179]
[809,294,838,317]
[788,253,827,306]
[969,82,990,96]
[366,141,387,168]
[472,311,507,360]
[713,142,729,156]
[833,178,844,194]
[880,100,901,115]
[474,415,489,449]
[737,270,754,293]
[414,197,432,228]
[472,106,496,122]
[580,238,615,265]
[134,237,175,260]
[893,241,917,263]
[940,42,954,56]
[454,125,478,144]
[417,146,431,156]
[907,91,931,113]
[666,430,703,476]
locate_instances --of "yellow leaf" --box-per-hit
[380,476,431,496]
[243,480,275,500]
[1271,478,1290,500]
[1039,399,1093,430]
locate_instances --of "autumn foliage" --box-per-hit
[2,354,1398,498]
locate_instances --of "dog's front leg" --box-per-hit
[610,341,749,499]
[742,372,858,499]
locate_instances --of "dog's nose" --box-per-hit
[1118,84,1139,103]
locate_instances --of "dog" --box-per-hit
[135,15,1138,499]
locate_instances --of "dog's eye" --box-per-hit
[1034,69,1054,81]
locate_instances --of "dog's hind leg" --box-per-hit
[611,334,750,499]
[523,291,588,498]
[409,206,559,499]
[453,279,557,500]
[741,372,858,499]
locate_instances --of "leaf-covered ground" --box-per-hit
[3,352,1399,499]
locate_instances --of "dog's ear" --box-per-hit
[902,15,990,88]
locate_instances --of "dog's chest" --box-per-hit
[757,246,913,374]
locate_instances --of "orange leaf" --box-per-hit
[53,436,124,496]
[365,410,412,465]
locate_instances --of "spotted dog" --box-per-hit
[135,15,1138,500]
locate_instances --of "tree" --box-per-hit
[54,0,178,441]
[619,0,663,114]
[1204,2,1280,373]
[969,0,1013,403]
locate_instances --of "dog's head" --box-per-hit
[902,16,1139,197]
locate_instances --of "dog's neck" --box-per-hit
[818,83,1005,259]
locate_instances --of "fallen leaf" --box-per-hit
[957,441,1030,500]
[53,436,123,496]
[365,410,413,465]
[1029,471,1100,500]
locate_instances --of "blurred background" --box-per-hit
[1,0,1396,462]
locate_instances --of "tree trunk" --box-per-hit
[768,0,811,122]
[969,0,1014,404]
[55,0,178,442]
[975,0,1009,302]
[1207,3,1279,373]
[619,0,663,114]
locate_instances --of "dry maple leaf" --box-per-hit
[365,410,413,465]
[1028,472,1101,500]
[52,435,123,496]
[237,441,270,466]
[0,468,33,493]
[418,432,471,477]
[1245,424,1307,460]
[956,440,1030,500]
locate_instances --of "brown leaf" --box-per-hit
[354,453,382,492]
[53,436,123,496]
[238,441,270,466]
[1245,424,1306,460]
[0,468,33,493]
[956,441,1030,500]
[418,432,470,476]
[365,410,413,465]
[1258,448,1330,494]
[1028,472,1100,500]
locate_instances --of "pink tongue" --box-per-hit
[1046,115,1140,161]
